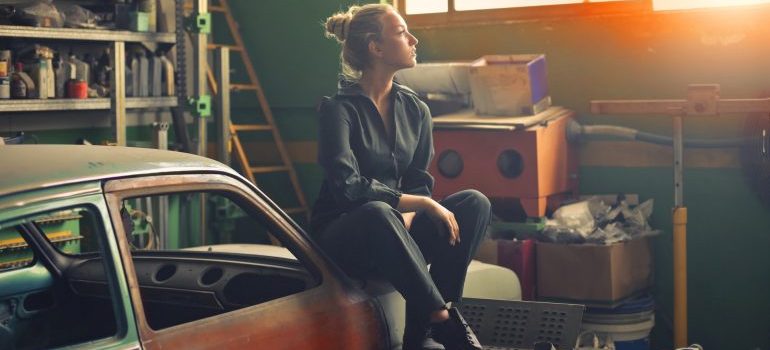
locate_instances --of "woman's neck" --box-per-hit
[359,68,395,104]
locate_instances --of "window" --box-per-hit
[118,190,317,331]
[36,208,101,255]
[121,192,290,251]
[396,0,651,25]
[397,0,770,25]
[0,227,34,272]
[653,0,770,11]
[405,0,631,14]
[0,205,120,350]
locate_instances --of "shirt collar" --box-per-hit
[336,77,415,97]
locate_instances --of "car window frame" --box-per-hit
[103,172,340,343]
[0,185,140,350]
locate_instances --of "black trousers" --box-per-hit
[315,189,490,321]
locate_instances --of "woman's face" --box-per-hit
[374,9,418,71]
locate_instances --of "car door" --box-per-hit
[0,183,141,350]
[102,173,389,350]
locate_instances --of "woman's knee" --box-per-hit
[358,201,403,226]
[453,189,491,213]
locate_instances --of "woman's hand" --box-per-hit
[424,199,460,246]
[397,194,459,245]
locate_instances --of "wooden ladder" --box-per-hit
[189,0,310,219]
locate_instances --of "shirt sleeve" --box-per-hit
[317,98,402,208]
[400,100,435,197]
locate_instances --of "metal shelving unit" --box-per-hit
[0,97,178,112]
[0,25,175,43]
[0,24,178,146]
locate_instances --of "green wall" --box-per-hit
[229,2,770,349]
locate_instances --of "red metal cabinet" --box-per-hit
[430,108,578,218]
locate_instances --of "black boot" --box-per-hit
[421,327,446,350]
[403,331,446,350]
[403,309,446,350]
[431,308,482,350]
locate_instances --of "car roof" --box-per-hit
[0,145,239,198]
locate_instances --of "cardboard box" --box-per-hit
[536,237,653,305]
[475,238,536,300]
[468,54,550,116]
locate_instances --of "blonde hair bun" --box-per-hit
[325,6,358,42]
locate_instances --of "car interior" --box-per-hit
[0,193,320,350]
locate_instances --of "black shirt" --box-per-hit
[310,80,434,234]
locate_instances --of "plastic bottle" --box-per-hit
[138,0,157,32]
[129,53,139,97]
[45,57,55,99]
[56,54,76,98]
[54,54,65,98]
[96,49,111,87]
[84,54,98,85]
[71,54,89,84]
[160,55,174,96]
[0,78,10,99]
[138,51,149,97]
[150,53,162,97]
[32,59,49,99]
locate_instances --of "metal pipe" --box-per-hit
[215,47,231,165]
[194,0,208,245]
[673,207,688,348]
[673,116,683,206]
[111,41,126,146]
[153,122,169,249]
[672,114,687,348]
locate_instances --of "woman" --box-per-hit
[312,4,490,350]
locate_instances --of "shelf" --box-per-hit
[125,97,178,109]
[0,25,175,43]
[0,97,178,112]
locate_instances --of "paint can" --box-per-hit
[67,79,88,99]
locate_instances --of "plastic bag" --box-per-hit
[538,196,659,244]
[13,0,63,27]
[57,3,102,29]
[575,331,615,350]
[586,222,631,244]
[548,197,610,238]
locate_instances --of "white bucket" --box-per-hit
[582,315,654,341]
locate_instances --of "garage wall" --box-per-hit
[230,2,770,349]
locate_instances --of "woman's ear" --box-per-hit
[368,40,384,59]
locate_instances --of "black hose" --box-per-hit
[636,131,746,148]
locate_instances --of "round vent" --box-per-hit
[200,267,224,286]
[154,264,177,283]
[438,149,463,178]
[497,149,524,179]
